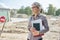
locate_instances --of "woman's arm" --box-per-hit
[28,17,36,32]
[27,17,32,31]
[40,17,49,34]
[28,22,32,31]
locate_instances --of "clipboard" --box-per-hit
[31,19,45,31]
[31,19,45,37]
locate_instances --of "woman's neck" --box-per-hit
[34,13,40,18]
[34,14,38,17]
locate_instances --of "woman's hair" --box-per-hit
[40,8,43,13]
[32,2,41,8]
[32,2,43,13]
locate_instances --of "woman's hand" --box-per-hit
[30,27,36,32]
[30,27,44,37]
[30,27,39,35]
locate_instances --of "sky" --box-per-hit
[0,0,60,10]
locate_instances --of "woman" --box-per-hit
[27,2,49,40]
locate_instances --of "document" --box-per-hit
[31,19,45,31]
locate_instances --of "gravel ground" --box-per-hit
[0,16,60,40]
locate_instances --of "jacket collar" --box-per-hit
[32,13,40,17]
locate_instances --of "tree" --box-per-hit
[24,6,32,15]
[10,10,15,17]
[56,9,60,16]
[17,6,25,14]
[17,6,32,16]
[47,4,56,15]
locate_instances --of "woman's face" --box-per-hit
[32,6,40,14]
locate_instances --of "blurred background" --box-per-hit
[0,0,60,40]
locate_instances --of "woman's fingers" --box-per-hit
[32,31,39,36]
[30,27,36,32]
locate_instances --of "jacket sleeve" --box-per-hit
[27,17,32,31]
[40,17,49,33]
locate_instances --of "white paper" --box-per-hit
[31,19,45,31]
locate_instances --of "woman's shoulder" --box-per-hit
[39,14,47,20]
[40,14,46,18]
[28,16,32,21]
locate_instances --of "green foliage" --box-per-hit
[24,6,32,15]
[10,10,15,17]
[47,4,56,15]
[17,4,60,16]
[56,9,60,16]
[17,6,32,16]
[17,6,25,14]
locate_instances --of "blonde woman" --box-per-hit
[27,2,49,40]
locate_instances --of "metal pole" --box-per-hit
[0,20,6,36]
